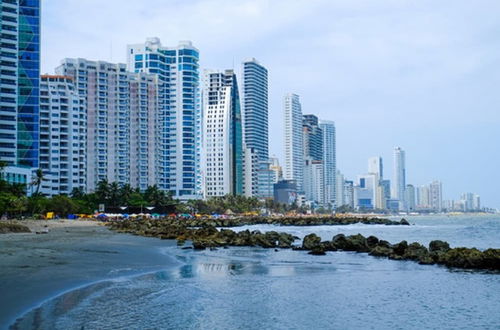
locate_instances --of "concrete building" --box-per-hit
[368,156,383,180]
[56,59,159,192]
[303,158,324,205]
[320,121,336,208]
[417,185,431,210]
[202,69,243,197]
[283,94,303,190]
[302,115,323,161]
[429,180,443,212]
[335,171,345,207]
[355,173,378,209]
[256,158,278,199]
[127,38,201,199]
[39,75,86,195]
[243,146,259,197]
[392,147,406,209]
[0,0,40,169]
[274,180,298,205]
[405,184,416,212]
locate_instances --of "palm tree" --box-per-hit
[95,180,110,202]
[31,169,44,196]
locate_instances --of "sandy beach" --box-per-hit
[0,220,179,328]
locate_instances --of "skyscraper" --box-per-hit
[429,180,443,212]
[0,0,40,168]
[368,156,383,180]
[241,58,268,161]
[127,38,201,199]
[320,121,336,208]
[203,69,243,197]
[283,94,303,190]
[39,75,86,195]
[302,115,323,161]
[392,147,406,208]
[56,58,159,192]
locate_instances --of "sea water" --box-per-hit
[12,215,500,330]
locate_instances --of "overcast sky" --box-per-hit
[42,0,500,208]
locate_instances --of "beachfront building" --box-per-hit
[405,184,416,211]
[39,75,86,195]
[320,120,336,208]
[243,145,259,197]
[392,147,406,209]
[283,94,303,190]
[202,69,243,197]
[56,59,159,192]
[127,38,201,199]
[429,180,443,212]
[0,0,40,169]
[303,157,324,206]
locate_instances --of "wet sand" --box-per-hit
[0,221,179,328]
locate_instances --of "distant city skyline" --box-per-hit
[36,1,500,208]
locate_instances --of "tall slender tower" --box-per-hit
[127,38,201,199]
[392,147,406,207]
[320,121,336,208]
[203,70,243,197]
[283,93,303,190]
[241,58,268,161]
[368,156,383,181]
[0,0,41,168]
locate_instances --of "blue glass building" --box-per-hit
[0,0,40,168]
[127,38,201,199]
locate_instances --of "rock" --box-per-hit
[377,240,392,249]
[308,246,326,255]
[418,256,435,265]
[344,234,370,252]
[331,234,348,250]
[369,246,393,257]
[392,240,408,256]
[429,240,450,253]
[439,247,484,269]
[366,236,379,248]
[192,239,208,250]
[400,218,410,225]
[303,233,322,250]
[481,249,500,270]
[403,242,429,261]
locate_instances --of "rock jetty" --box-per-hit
[0,222,31,234]
[107,219,499,271]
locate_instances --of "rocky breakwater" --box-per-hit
[0,221,31,234]
[136,216,410,228]
[107,219,499,271]
[298,233,500,271]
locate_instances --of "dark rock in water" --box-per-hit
[344,234,370,252]
[321,241,337,251]
[400,218,410,226]
[181,246,193,250]
[439,247,485,269]
[192,240,208,250]
[403,242,429,261]
[308,246,326,255]
[482,249,500,270]
[392,240,408,256]
[429,240,450,253]
[366,236,379,248]
[303,233,322,250]
[377,240,392,249]
[331,234,348,250]
[418,256,435,265]
[177,239,186,246]
[369,246,393,257]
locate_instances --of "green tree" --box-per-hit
[31,168,45,196]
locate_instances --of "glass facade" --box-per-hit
[128,39,201,199]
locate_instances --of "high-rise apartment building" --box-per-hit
[302,115,323,161]
[320,121,336,208]
[392,147,406,208]
[0,0,40,168]
[202,69,243,197]
[429,180,443,212]
[405,184,416,211]
[303,158,324,205]
[127,38,201,199]
[368,156,383,180]
[241,58,268,161]
[39,75,86,195]
[56,58,158,192]
[283,94,303,190]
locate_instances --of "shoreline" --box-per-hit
[0,222,180,328]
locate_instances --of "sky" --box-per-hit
[41,0,500,208]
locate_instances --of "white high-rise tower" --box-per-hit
[319,121,336,208]
[283,94,303,190]
[392,147,406,208]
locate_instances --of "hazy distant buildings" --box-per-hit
[429,180,443,212]
[127,38,201,199]
[320,121,336,208]
[368,156,383,180]
[392,147,406,209]
[283,94,303,190]
[202,69,243,197]
[39,75,86,195]
[303,158,324,205]
[405,184,416,211]
[0,0,40,168]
